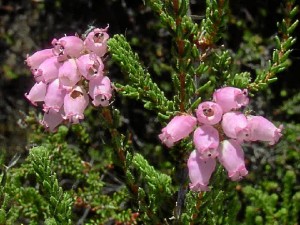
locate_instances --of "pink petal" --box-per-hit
[43,79,67,112]
[188,150,216,191]
[63,86,89,124]
[196,101,223,125]
[193,125,219,159]
[40,108,64,132]
[25,82,47,106]
[218,139,248,181]
[89,76,112,106]
[58,58,81,87]
[84,26,109,57]
[246,116,283,145]
[159,115,197,147]
[213,87,249,113]
[221,111,248,140]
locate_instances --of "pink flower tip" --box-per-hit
[159,115,197,148]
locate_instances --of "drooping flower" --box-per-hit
[89,76,112,107]
[159,115,197,148]
[221,111,248,141]
[196,101,223,125]
[25,48,54,71]
[246,115,283,145]
[40,108,64,132]
[33,56,60,83]
[193,125,219,159]
[188,150,216,191]
[43,79,67,112]
[84,26,109,57]
[25,82,47,106]
[76,53,104,80]
[218,139,248,181]
[63,86,89,124]
[52,36,84,61]
[58,58,81,87]
[213,87,249,113]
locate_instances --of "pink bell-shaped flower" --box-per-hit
[196,101,223,125]
[188,150,216,191]
[43,79,67,112]
[84,26,109,57]
[89,76,112,107]
[52,36,84,61]
[40,108,64,132]
[193,125,219,159]
[25,82,47,106]
[58,58,81,87]
[221,111,248,141]
[76,53,104,80]
[218,139,248,181]
[213,87,249,113]
[159,115,197,148]
[33,56,60,83]
[246,115,283,145]
[63,86,89,124]
[26,48,54,71]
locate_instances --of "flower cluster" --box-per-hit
[159,87,283,191]
[25,26,112,132]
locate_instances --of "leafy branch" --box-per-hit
[249,0,299,91]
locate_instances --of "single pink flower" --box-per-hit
[218,139,248,181]
[52,36,84,61]
[196,101,223,125]
[193,125,219,159]
[25,48,54,71]
[25,82,47,106]
[188,150,216,191]
[40,108,64,132]
[33,56,60,83]
[213,87,249,113]
[221,111,248,141]
[43,79,67,112]
[76,53,104,80]
[89,76,112,107]
[84,26,109,57]
[246,115,283,145]
[63,86,89,124]
[58,58,81,87]
[159,115,197,148]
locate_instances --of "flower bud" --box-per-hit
[159,115,197,148]
[213,87,249,113]
[196,101,223,125]
[188,150,216,191]
[193,125,219,159]
[63,86,89,124]
[218,139,248,181]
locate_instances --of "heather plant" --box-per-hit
[0,0,299,224]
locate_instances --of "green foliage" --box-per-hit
[249,0,299,91]
[1,0,299,224]
[242,170,300,225]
